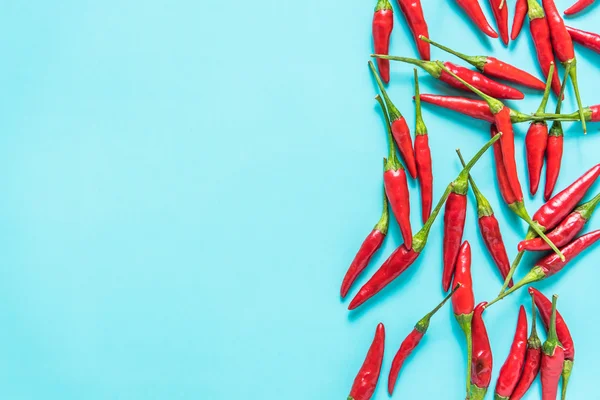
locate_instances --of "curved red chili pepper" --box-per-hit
[443,192,467,292]
[566,25,600,53]
[494,306,528,400]
[470,302,492,400]
[490,124,518,206]
[372,0,394,84]
[348,323,385,400]
[397,0,429,60]
[564,0,595,15]
[511,0,528,40]
[489,0,509,45]
[540,295,564,400]
[413,70,432,223]
[455,0,499,38]
[340,190,389,298]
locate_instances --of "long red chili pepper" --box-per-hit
[413,70,433,223]
[470,302,492,400]
[341,190,389,298]
[442,183,468,292]
[348,134,500,310]
[372,0,394,84]
[373,55,524,99]
[489,0,509,45]
[494,306,528,400]
[566,25,600,53]
[348,323,385,400]
[419,36,546,90]
[530,287,575,400]
[511,0,528,40]
[540,295,564,400]
[490,124,518,208]
[387,285,460,394]
[510,293,543,400]
[397,0,429,60]
[375,94,413,248]
[455,0,499,38]
[564,0,595,15]
[370,62,418,179]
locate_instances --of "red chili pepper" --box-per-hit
[511,0,528,40]
[387,285,460,394]
[490,124,518,206]
[494,306,528,400]
[348,134,500,310]
[540,295,564,400]
[455,0,499,38]
[374,93,413,249]
[419,36,546,90]
[413,70,433,223]
[340,190,389,298]
[566,25,600,53]
[372,0,394,84]
[397,0,429,60]
[373,55,524,99]
[564,0,595,15]
[510,293,543,400]
[348,323,385,400]
[489,0,509,45]
[442,192,467,292]
[470,302,492,400]
[369,62,418,179]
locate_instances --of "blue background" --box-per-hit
[0,0,599,398]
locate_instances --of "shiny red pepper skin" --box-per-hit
[482,58,546,91]
[566,25,600,53]
[494,107,524,202]
[440,62,524,100]
[452,242,474,315]
[372,0,394,84]
[528,3,563,96]
[544,130,564,201]
[348,323,385,400]
[480,216,512,286]
[443,193,467,291]
[397,0,430,60]
[470,303,492,400]
[564,0,595,15]
[455,0,499,38]
[543,0,575,61]
[391,118,418,181]
[541,346,564,400]
[526,122,549,195]
[419,94,494,123]
[415,135,432,223]
[385,167,412,249]
[491,124,518,206]
[494,306,528,399]
[511,0,528,40]
[489,0,509,45]
[537,230,600,277]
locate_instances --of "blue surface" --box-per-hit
[1,0,600,398]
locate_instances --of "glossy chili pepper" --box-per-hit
[471,302,492,400]
[540,295,564,400]
[348,323,385,400]
[369,62,418,179]
[489,0,509,45]
[442,191,467,292]
[372,0,394,84]
[388,285,460,394]
[419,36,546,90]
[341,190,389,298]
[375,94,413,248]
[510,293,543,400]
[566,25,600,53]
[455,0,499,38]
[490,125,517,206]
[564,0,595,15]
[413,70,432,223]
[494,306,528,400]
[373,55,525,99]
[397,0,429,60]
[511,0,528,40]
[348,134,500,310]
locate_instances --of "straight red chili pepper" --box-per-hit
[566,25,600,53]
[397,0,429,60]
[370,61,418,179]
[510,294,543,400]
[348,323,385,400]
[470,302,493,400]
[348,134,500,310]
[511,0,528,40]
[387,285,460,394]
[413,70,433,223]
[372,0,394,84]
[373,55,525,99]
[341,190,389,298]
[540,295,564,400]
[489,0,509,45]
[564,0,595,15]
[419,36,546,90]
[442,188,467,292]
[490,124,518,206]
[455,0,499,38]
[494,306,528,400]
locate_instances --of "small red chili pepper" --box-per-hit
[442,189,467,292]
[566,25,600,53]
[369,61,418,179]
[387,284,460,394]
[510,293,543,400]
[419,36,546,90]
[564,0,595,15]
[540,295,564,400]
[373,55,525,100]
[494,305,528,400]
[490,124,518,207]
[372,0,394,84]
[348,134,501,310]
[413,70,433,223]
[397,0,430,60]
[455,0,499,38]
[340,190,389,298]
[511,0,528,40]
[470,302,492,400]
[489,0,509,45]
[348,323,385,400]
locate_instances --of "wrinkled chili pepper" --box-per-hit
[455,0,499,38]
[341,190,389,298]
[348,323,385,400]
[413,70,433,223]
[374,94,413,248]
[348,134,500,310]
[397,0,429,60]
[564,0,595,15]
[510,293,543,400]
[494,306,528,400]
[511,0,528,40]
[470,302,492,400]
[419,36,546,90]
[566,25,600,53]
[489,0,509,45]
[372,55,524,99]
[372,0,394,84]
[541,295,564,400]
[388,284,460,394]
[369,61,418,179]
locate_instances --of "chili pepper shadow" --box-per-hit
[445,2,495,51]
